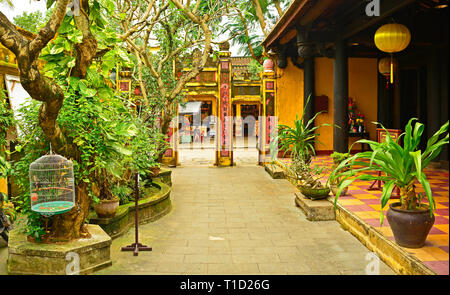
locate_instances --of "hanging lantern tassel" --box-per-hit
[374,23,411,85]
[390,54,394,84]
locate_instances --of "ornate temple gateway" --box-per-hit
[162,43,277,167]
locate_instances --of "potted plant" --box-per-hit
[329,152,350,196]
[111,184,133,206]
[329,119,449,248]
[149,162,161,178]
[275,95,331,163]
[287,155,330,200]
[92,169,120,218]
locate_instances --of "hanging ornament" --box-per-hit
[378,57,398,88]
[374,23,411,84]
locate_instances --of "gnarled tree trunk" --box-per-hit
[0,0,99,241]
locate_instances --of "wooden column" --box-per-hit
[440,49,449,161]
[216,51,233,166]
[303,57,315,123]
[333,38,349,153]
[427,49,441,151]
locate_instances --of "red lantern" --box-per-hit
[378,57,398,88]
[134,86,142,96]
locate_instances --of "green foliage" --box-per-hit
[224,0,291,58]
[0,91,14,188]
[112,184,133,205]
[274,95,332,162]
[330,152,350,165]
[329,119,449,224]
[0,0,13,9]
[248,59,264,79]
[13,10,52,34]
[8,99,48,240]
[8,2,150,240]
[0,91,14,149]
[287,155,325,189]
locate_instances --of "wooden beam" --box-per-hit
[263,0,312,49]
[279,28,297,45]
[299,0,337,25]
[342,0,416,39]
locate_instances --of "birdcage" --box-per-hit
[29,154,76,216]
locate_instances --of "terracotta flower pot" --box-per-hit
[94,198,119,218]
[150,167,160,177]
[386,202,435,248]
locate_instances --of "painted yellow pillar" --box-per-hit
[235,103,242,137]
[0,178,7,195]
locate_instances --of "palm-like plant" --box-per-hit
[329,118,449,224]
[275,95,331,162]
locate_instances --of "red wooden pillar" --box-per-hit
[259,70,277,165]
[216,51,233,166]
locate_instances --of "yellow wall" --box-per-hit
[0,178,6,195]
[314,58,334,151]
[276,59,304,127]
[348,58,378,150]
[276,57,378,152]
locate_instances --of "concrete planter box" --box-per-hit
[7,224,112,275]
[294,192,335,221]
[156,167,172,186]
[264,164,285,179]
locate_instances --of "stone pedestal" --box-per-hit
[7,224,112,275]
[294,192,335,221]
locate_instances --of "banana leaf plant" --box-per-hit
[329,118,449,225]
[273,95,332,162]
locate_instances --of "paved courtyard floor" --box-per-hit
[95,165,394,275]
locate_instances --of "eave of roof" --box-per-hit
[262,0,312,49]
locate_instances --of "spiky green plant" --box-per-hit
[329,118,449,224]
[274,95,332,162]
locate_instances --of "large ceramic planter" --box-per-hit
[386,202,435,248]
[298,186,330,200]
[94,197,120,218]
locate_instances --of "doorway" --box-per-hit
[178,98,217,166]
[232,102,260,165]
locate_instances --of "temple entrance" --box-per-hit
[178,98,216,166]
[232,102,260,165]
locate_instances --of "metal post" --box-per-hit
[121,172,152,256]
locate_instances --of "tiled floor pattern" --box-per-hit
[279,156,449,275]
